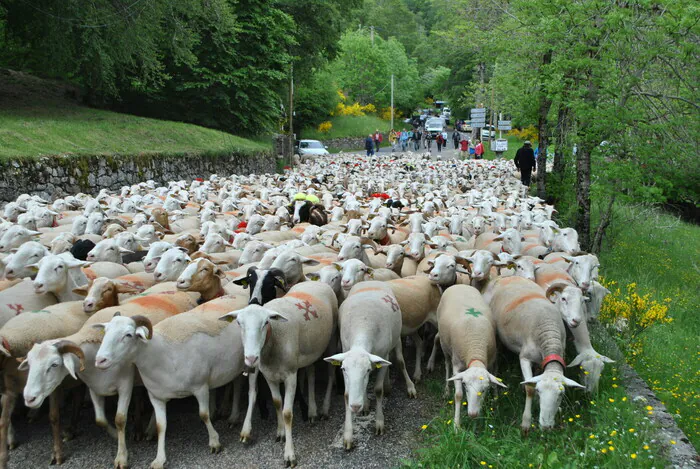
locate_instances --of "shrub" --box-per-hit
[317,121,332,133]
[508,125,538,142]
[598,279,673,356]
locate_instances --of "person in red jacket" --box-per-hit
[475,140,484,159]
[373,129,383,153]
[459,134,469,160]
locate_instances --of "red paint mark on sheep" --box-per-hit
[296,300,318,321]
[8,304,24,315]
[381,295,399,312]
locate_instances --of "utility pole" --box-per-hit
[370,26,375,46]
[489,82,494,144]
[289,62,294,169]
[390,74,394,131]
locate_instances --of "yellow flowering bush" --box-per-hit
[507,125,538,142]
[599,279,672,355]
[317,121,332,133]
[331,91,377,117]
[379,107,403,121]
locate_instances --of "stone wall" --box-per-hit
[323,137,366,151]
[0,151,275,202]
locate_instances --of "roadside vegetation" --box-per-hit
[302,115,389,141]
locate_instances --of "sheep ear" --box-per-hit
[17,359,29,371]
[493,234,504,241]
[72,285,90,296]
[488,373,507,388]
[324,352,348,366]
[219,311,239,323]
[118,247,134,254]
[62,354,79,380]
[368,353,391,368]
[300,256,320,266]
[332,262,343,271]
[366,267,375,278]
[268,312,288,322]
[567,354,584,367]
[232,277,249,288]
[562,376,585,389]
[520,375,543,386]
[305,273,320,281]
[135,326,150,342]
[214,267,227,279]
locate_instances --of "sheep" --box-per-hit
[324,281,416,450]
[220,281,338,467]
[199,232,232,254]
[2,241,49,280]
[473,228,524,255]
[153,247,191,283]
[0,278,58,327]
[49,232,77,254]
[93,293,253,469]
[437,285,505,427]
[305,265,343,305]
[385,276,442,382]
[584,280,610,320]
[73,276,147,313]
[336,259,400,292]
[489,276,584,431]
[423,253,471,291]
[0,301,90,467]
[87,238,135,264]
[176,258,245,301]
[32,253,129,302]
[232,266,287,305]
[238,240,273,266]
[20,291,199,469]
[544,253,600,291]
[0,225,41,252]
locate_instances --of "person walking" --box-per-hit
[452,129,460,150]
[474,139,484,159]
[400,128,409,152]
[365,134,375,157]
[514,140,536,186]
[436,133,444,152]
[413,129,422,151]
[373,129,382,153]
[389,129,397,152]
[459,134,469,160]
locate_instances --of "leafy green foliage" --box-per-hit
[294,69,340,132]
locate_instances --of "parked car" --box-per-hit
[480,125,496,139]
[296,139,329,158]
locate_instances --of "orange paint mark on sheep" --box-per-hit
[286,292,317,305]
[82,267,97,281]
[503,293,546,314]
[129,295,180,315]
[351,286,384,294]
[117,275,146,285]
[537,271,570,285]
[225,272,242,279]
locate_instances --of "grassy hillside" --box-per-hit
[0,69,268,159]
[302,115,390,140]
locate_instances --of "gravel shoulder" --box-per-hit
[8,358,438,469]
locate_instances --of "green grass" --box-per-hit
[483,135,523,161]
[406,330,666,468]
[597,205,700,448]
[0,104,269,159]
[302,115,391,140]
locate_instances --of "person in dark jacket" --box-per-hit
[365,134,375,157]
[452,130,460,150]
[514,140,536,186]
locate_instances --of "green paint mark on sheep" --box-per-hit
[465,308,482,317]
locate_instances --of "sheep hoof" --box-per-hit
[343,439,353,451]
[319,413,329,421]
[375,423,385,435]
[210,443,222,454]
[114,461,129,469]
[62,430,76,442]
[239,435,249,444]
[149,459,166,469]
[50,452,64,465]
[8,442,17,450]
[407,387,417,399]
[284,456,297,468]
[308,416,316,424]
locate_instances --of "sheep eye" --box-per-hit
[125,333,133,339]
[50,363,58,368]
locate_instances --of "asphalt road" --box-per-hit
[7,357,439,469]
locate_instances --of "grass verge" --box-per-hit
[302,115,390,140]
[597,205,700,448]
[0,104,269,159]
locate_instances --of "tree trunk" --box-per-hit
[553,105,568,177]
[575,145,592,251]
[536,52,553,199]
[591,193,616,254]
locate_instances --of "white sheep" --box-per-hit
[324,281,416,450]
[438,285,505,427]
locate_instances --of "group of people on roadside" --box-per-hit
[365,128,537,186]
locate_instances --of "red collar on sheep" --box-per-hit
[467,358,484,368]
[541,354,566,369]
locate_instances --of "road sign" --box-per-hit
[491,138,508,152]
[471,122,486,128]
[471,108,486,116]
[497,120,512,130]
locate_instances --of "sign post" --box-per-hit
[471,108,486,141]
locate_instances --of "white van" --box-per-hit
[425,117,446,137]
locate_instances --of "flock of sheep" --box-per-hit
[0,152,614,468]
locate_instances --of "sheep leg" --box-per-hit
[194,387,221,454]
[5,395,16,450]
[240,370,258,442]
[383,365,392,395]
[452,363,463,429]
[266,378,285,442]
[219,382,234,422]
[208,390,217,422]
[410,332,424,383]
[0,392,14,467]
[148,394,167,469]
[64,385,84,442]
[306,366,317,423]
[374,367,388,436]
[114,382,134,469]
[443,351,452,398]
[394,342,417,398]
[89,390,117,439]
[321,362,335,419]
[426,333,440,373]
[282,372,298,468]
[519,358,535,433]
[227,378,242,427]
[49,391,64,465]
[342,390,354,450]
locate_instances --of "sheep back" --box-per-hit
[387,276,441,331]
